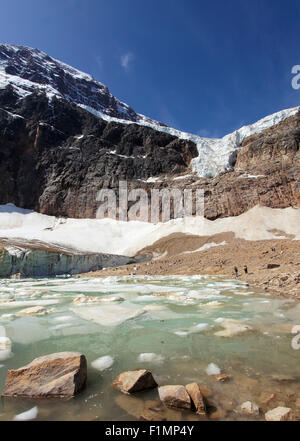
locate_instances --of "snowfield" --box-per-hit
[0,204,300,257]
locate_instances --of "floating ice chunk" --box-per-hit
[174,322,209,337]
[1,313,17,319]
[142,305,167,311]
[138,353,165,365]
[174,331,189,337]
[198,301,224,308]
[134,295,159,302]
[0,349,12,361]
[71,304,145,327]
[0,325,6,337]
[49,323,72,331]
[214,317,225,323]
[205,363,221,375]
[0,299,59,308]
[91,355,114,371]
[193,323,209,331]
[5,320,49,344]
[13,406,38,421]
[52,315,74,323]
[0,336,11,350]
[214,318,253,337]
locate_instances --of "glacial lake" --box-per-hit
[0,275,299,421]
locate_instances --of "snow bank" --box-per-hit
[0,204,300,256]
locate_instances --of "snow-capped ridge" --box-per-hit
[0,43,299,178]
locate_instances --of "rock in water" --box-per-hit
[265,406,292,421]
[73,295,124,304]
[158,385,191,410]
[112,369,157,394]
[185,383,206,416]
[2,352,87,399]
[18,306,48,315]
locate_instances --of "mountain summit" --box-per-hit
[0,43,159,125]
[1,43,299,179]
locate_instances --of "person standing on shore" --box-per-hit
[234,266,239,278]
[244,265,248,274]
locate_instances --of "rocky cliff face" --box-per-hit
[0,44,299,222]
[0,88,197,218]
[203,112,300,218]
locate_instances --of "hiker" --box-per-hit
[244,265,248,274]
[234,266,239,278]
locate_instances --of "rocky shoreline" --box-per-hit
[2,353,298,421]
[78,234,300,301]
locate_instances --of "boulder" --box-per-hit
[185,383,206,416]
[265,406,292,421]
[239,401,260,416]
[215,374,231,382]
[112,369,157,394]
[2,352,87,399]
[158,385,191,410]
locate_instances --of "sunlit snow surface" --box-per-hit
[0,274,299,421]
[1,204,300,256]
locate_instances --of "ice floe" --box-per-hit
[205,363,221,375]
[71,304,145,327]
[13,406,38,421]
[137,353,165,365]
[91,355,114,371]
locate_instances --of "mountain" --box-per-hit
[0,43,299,221]
[0,43,300,276]
[1,43,299,179]
[0,43,162,125]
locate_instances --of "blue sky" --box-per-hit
[1,0,300,137]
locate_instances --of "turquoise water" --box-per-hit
[0,275,299,421]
